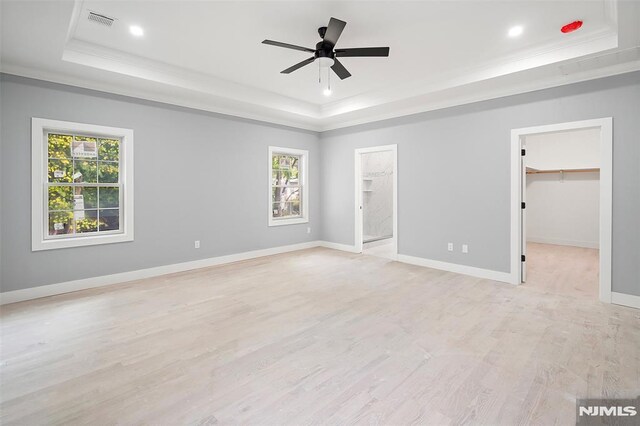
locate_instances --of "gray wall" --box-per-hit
[320,72,640,297]
[2,72,639,298]
[0,74,321,292]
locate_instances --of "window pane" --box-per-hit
[271,186,300,203]
[73,187,97,209]
[272,202,301,218]
[48,159,72,183]
[48,211,73,235]
[48,134,72,159]
[73,160,98,183]
[48,186,74,211]
[99,187,119,208]
[99,138,120,161]
[291,200,301,216]
[272,171,291,186]
[289,156,300,179]
[272,202,288,218]
[99,209,120,231]
[98,162,119,183]
[72,136,98,159]
[75,210,98,234]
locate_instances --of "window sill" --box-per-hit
[268,217,309,227]
[32,232,133,251]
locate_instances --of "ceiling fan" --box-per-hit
[262,17,390,80]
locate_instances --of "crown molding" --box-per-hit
[318,53,640,131]
[0,62,322,132]
[319,24,619,118]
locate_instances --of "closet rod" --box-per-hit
[526,167,600,175]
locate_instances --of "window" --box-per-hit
[268,146,308,226]
[32,118,134,250]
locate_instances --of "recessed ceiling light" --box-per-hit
[508,25,524,38]
[129,25,144,37]
[323,88,332,96]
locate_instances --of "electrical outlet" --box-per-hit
[447,243,454,252]
[194,240,200,249]
[307,227,311,234]
[462,244,468,253]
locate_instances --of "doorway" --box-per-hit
[510,118,612,302]
[354,145,397,258]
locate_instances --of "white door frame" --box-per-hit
[354,144,398,257]
[510,118,613,303]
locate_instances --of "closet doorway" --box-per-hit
[354,145,397,259]
[511,118,612,302]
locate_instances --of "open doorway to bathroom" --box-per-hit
[354,145,397,259]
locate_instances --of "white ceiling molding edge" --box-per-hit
[319,26,619,118]
[0,63,322,132]
[319,54,640,131]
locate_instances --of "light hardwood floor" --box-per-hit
[1,247,638,425]
[524,242,599,298]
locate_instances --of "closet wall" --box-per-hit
[525,129,600,248]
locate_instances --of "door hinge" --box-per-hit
[521,202,526,209]
[521,149,526,156]
[521,255,526,262]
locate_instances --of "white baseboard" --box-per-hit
[0,241,321,305]
[527,237,599,249]
[318,241,360,253]
[397,254,513,283]
[4,240,630,309]
[611,292,640,309]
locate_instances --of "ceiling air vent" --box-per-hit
[87,11,115,27]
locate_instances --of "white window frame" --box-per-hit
[31,118,134,251]
[268,146,309,227]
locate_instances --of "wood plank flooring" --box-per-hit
[1,247,638,425]
[524,242,599,298]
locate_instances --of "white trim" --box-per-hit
[0,241,320,305]
[318,241,360,253]
[354,145,398,258]
[31,118,134,251]
[268,146,309,227]
[7,238,631,308]
[3,50,637,133]
[510,118,613,303]
[611,292,640,310]
[526,237,599,249]
[397,254,513,283]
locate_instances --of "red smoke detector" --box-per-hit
[561,20,583,33]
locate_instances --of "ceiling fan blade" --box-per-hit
[281,57,315,74]
[323,17,346,46]
[335,47,390,57]
[262,40,315,53]
[331,58,351,80]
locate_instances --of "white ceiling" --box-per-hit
[2,1,639,131]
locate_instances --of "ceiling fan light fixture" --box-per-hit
[318,57,335,68]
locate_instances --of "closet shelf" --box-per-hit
[526,167,600,175]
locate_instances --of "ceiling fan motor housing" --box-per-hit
[315,40,335,61]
